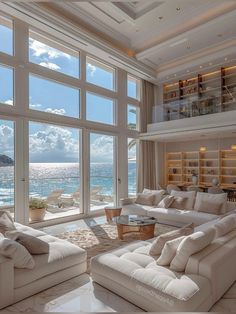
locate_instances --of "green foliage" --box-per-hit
[29,198,47,210]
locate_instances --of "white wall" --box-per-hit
[156,137,236,186]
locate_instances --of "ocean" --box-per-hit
[0,163,136,206]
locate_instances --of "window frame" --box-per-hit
[127,73,141,101]
[86,55,116,92]
[28,28,81,79]
[0,13,142,227]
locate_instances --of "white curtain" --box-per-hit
[137,80,157,192]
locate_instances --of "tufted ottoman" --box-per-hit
[91,241,212,312]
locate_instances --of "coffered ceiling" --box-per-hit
[3,0,236,83]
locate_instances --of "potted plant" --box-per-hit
[29,198,47,222]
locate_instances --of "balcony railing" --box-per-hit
[152,95,236,123]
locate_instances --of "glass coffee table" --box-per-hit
[114,215,157,240]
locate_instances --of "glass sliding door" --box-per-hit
[29,122,81,222]
[128,138,137,197]
[90,133,116,211]
[0,119,15,217]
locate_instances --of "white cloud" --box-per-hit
[29,38,71,60]
[45,108,66,115]
[29,125,79,163]
[91,135,113,162]
[0,124,14,158]
[30,103,42,108]
[4,99,13,106]
[87,63,96,77]
[39,62,61,71]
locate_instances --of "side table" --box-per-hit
[104,206,122,223]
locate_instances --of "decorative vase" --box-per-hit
[212,178,219,186]
[29,208,46,222]
[192,175,198,185]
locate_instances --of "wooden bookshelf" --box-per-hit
[163,65,236,116]
[166,149,236,188]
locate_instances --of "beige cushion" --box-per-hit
[5,231,49,255]
[135,193,155,206]
[170,196,187,210]
[157,195,175,208]
[197,200,222,215]
[143,189,165,205]
[170,227,216,272]
[214,214,236,238]
[0,238,35,269]
[149,223,194,256]
[170,190,196,210]
[156,236,186,266]
[0,211,16,235]
[194,192,227,214]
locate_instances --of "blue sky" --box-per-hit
[0,22,138,163]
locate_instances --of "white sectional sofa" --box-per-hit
[0,222,87,309]
[91,214,236,312]
[121,191,236,226]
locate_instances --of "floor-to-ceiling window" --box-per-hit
[0,119,15,216]
[0,12,141,226]
[29,122,81,221]
[90,133,116,211]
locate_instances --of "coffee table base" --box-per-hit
[117,223,155,240]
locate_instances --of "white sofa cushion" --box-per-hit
[91,241,212,311]
[214,214,236,238]
[156,236,186,266]
[170,227,216,272]
[147,207,218,226]
[170,190,196,210]
[0,237,35,269]
[194,192,227,214]
[149,223,194,256]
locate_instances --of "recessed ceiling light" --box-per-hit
[158,16,163,20]
[176,7,181,11]
[225,57,228,61]
[200,65,203,68]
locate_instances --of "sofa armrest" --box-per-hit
[186,238,236,303]
[0,255,14,309]
[119,198,136,206]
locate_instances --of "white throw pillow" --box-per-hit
[156,236,186,266]
[149,223,194,256]
[135,193,155,206]
[170,227,216,272]
[0,238,35,269]
[170,190,196,210]
[157,196,175,208]
[214,214,236,238]
[194,192,227,214]
[143,189,165,206]
[0,211,16,235]
[6,231,49,255]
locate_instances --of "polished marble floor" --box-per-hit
[2,217,236,312]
